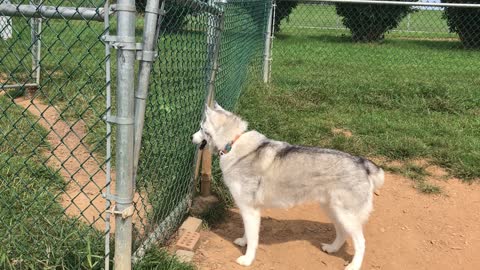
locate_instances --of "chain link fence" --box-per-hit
[1,0,270,268]
[132,0,270,260]
[1,0,111,269]
[268,0,479,179]
[274,0,480,45]
[270,0,480,94]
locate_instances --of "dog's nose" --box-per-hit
[199,139,207,150]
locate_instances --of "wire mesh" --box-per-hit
[274,0,480,45]
[1,0,110,268]
[1,0,272,268]
[270,0,480,179]
[132,0,271,259]
[271,0,480,93]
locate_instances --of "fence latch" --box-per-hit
[102,35,142,51]
[103,115,134,125]
[103,193,134,219]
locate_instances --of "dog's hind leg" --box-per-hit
[236,206,261,266]
[321,209,346,253]
[335,211,365,270]
[234,234,247,247]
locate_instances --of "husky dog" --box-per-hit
[192,103,384,270]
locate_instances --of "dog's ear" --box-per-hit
[205,104,215,118]
[213,101,225,111]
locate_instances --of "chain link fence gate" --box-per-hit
[131,0,271,263]
[1,0,271,269]
[1,0,114,269]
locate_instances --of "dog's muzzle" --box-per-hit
[199,139,207,150]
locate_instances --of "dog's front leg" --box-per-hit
[236,206,261,266]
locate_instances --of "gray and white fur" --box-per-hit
[192,103,384,270]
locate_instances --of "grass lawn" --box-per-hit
[0,96,106,269]
[237,5,480,193]
[1,0,266,267]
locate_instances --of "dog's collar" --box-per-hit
[219,134,242,156]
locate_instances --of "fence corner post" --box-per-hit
[198,1,225,198]
[263,0,275,83]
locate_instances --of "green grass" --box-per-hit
[2,0,267,267]
[384,163,441,194]
[0,97,106,269]
[237,6,480,186]
[134,248,195,270]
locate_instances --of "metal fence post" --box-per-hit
[0,0,12,40]
[199,1,225,197]
[263,0,275,83]
[111,0,136,269]
[30,0,41,93]
[103,1,112,269]
[133,0,165,188]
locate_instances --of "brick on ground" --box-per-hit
[175,231,200,251]
[178,216,202,236]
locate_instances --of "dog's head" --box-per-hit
[192,102,248,152]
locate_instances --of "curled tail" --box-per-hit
[359,157,385,190]
[369,167,384,190]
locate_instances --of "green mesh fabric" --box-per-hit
[132,0,270,258]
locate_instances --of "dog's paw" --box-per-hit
[234,237,247,247]
[321,243,340,254]
[344,262,360,270]
[236,255,254,266]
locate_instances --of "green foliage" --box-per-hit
[134,248,195,270]
[274,0,299,31]
[442,0,480,48]
[0,97,106,269]
[136,0,197,32]
[335,1,417,42]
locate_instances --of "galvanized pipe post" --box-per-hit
[263,0,275,83]
[112,0,136,269]
[133,0,165,188]
[103,1,112,269]
[198,1,225,197]
[30,0,42,91]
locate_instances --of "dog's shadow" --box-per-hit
[211,210,353,262]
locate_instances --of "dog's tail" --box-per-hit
[369,167,384,190]
[363,159,384,190]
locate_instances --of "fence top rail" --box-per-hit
[0,3,108,21]
[280,0,480,8]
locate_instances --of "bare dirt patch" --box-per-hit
[194,172,480,270]
[14,97,147,232]
[331,128,353,137]
[0,72,7,83]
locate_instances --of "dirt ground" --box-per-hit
[194,171,480,270]
[13,97,146,232]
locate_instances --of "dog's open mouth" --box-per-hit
[199,139,207,150]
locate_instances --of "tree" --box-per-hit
[442,0,480,48]
[335,1,416,42]
[274,0,299,32]
[136,0,196,32]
